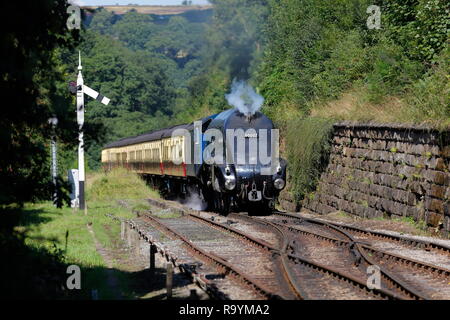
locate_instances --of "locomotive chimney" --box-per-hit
[245,114,251,122]
[244,103,252,122]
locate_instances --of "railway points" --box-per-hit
[106,196,450,300]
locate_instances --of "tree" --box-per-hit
[0,0,80,206]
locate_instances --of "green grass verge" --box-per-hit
[6,168,159,299]
[87,168,160,202]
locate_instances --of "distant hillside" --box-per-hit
[82,5,213,15]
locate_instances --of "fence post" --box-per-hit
[135,231,140,256]
[149,244,156,277]
[166,263,173,299]
[127,225,131,247]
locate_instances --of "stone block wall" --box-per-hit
[299,122,449,233]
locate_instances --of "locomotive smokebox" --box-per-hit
[235,105,253,123]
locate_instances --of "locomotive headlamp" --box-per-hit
[225,177,236,190]
[225,166,231,176]
[277,165,282,174]
[274,178,285,190]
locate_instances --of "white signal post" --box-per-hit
[76,51,110,211]
[48,116,58,206]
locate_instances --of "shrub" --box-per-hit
[285,117,334,203]
[312,30,369,99]
[365,37,424,103]
[405,46,450,127]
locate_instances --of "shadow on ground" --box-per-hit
[0,207,204,300]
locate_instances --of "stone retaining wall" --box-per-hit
[285,122,449,234]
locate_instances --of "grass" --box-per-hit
[87,168,160,202]
[4,168,160,299]
[286,117,335,202]
[392,216,428,233]
[369,215,431,236]
[18,202,113,299]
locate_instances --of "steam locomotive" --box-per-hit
[101,108,287,214]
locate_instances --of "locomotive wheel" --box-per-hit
[214,192,230,215]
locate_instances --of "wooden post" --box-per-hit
[127,225,132,247]
[135,231,140,256]
[166,263,173,299]
[120,221,125,240]
[149,244,156,276]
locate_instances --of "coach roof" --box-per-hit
[103,114,217,149]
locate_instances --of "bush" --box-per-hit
[312,30,369,99]
[286,117,334,203]
[405,46,450,127]
[365,37,424,103]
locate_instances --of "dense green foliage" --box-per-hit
[259,0,449,126]
[0,1,80,205]
[172,0,269,122]
[4,1,446,201]
[258,0,448,199]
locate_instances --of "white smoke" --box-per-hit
[177,187,208,211]
[183,192,208,211]
[225,79,264,116]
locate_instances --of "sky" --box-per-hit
[70,0,210,5]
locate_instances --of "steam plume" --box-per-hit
[225,79,264,117]
[178,186,208,211]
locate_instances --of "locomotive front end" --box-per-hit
[204,108,287,214]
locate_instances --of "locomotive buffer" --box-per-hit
[72,52,110,211]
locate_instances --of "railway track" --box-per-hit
[143,198,450,299]
[260,211,450,299]
[137,212,280,299]
[185,212,306,299]
[133,207,310,299]
[112,197,450,300]
[272,211,450,257]
[229,213,407,299]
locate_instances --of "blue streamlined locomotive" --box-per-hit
[101,108,287,214]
